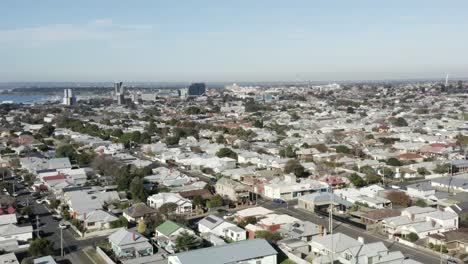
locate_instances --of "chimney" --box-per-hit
[358,237,364,244]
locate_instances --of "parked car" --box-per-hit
[35,199,45,204]
[58,221,69,229]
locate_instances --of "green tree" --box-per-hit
[386,158,402,166]
[459,212,468,227]
[116,170,130,191]
[415,199,427,207]
[279,145,295,158]
[55,144,76,160]
[335,145,351,154]
[253,119,264,128]
[159,202,178,218]
[206,194,223,208]
[165,136,180,146]
[130,177,147,202]
[365,173,381,185]
[215,134,225,144]
[192,195,205,208]
[255,230,283,243]
[110,216,128,228]
[386,191,411,207]
[417,167,430,176]
[216,148,238,160]
[175,231,201,252]
[407,232,419,242]
[349,173,366,187]
[284,159,306,177]
[38,123,55,137]
[28,238,54,257]
[393,117,408,127]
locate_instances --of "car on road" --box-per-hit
[52,214,62,221]
[223,213,234,219]
[216,208,229,214]
[273,198,285,204]
[36,199,45,204]
[58,221,69,229]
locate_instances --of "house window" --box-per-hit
[344,253,353,260]
[88,222,95,226]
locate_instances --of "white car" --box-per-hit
[35,199,45,204]
[58,222,68,229]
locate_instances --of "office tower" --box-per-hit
[188,83,206,96]
[63,89,76,105]
[114,82,125,105]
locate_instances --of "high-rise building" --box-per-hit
[114,82,125,105]
[63,89,76,105]
[188,83,206,96]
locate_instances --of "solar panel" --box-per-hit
[205,216,218,224]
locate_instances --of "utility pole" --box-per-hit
[329,185,334,264]
[439,241,443,264]
[36,215,40,238]
[60,226,64,257]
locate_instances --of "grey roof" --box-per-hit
[0,252,18,264]
[299,192,353,207]
[33,256,57,264]
[311,233,361,253]
[198,215,224,230]
[47,158,72,170]
[108,228,148,246]
[406,181,433,191]
[449,201,468,214]
[172,239,277,264]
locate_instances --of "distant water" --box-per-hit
[0,95,50,104]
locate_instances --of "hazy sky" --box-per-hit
[1,1,468,82]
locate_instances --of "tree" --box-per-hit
[386,158,402,166]
[175,231,201,252]
[159,202,178,218]
[349,173,366,187]
[407,232,419,242]
[215,134,225,144]
[253,119,264,128]
[28,238,54,257]
[110,216,128,228]
[55,144,76,160]
[279,145,295,158]
[165,136,180,146]
[255,230,283,243]
[206,194,223,208]
[393,117,408,127]
[284,159,306,177]
[335,145,351,154]
[138,218,147,234]
[238,216,258,228]
[386,191,411,207]
[130,177,147,202]
[38,123,55,137]
[365,173,381,185]
[459,212,468,228]
[192,195,205,208]
[415,199,427,207]
[417,167,430,176]
[216,148,238,160]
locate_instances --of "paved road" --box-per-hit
[260,200,443,264]
[28,199,106,263]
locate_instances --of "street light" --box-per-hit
[59,225,65,257]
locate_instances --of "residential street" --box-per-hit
[260,199,443,264]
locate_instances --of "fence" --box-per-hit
[96,246,116,264]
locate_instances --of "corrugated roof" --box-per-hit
[156,220,183,236]
[172,239,277,264]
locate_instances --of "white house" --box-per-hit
[147,193,192,214]
[198,215,246,242]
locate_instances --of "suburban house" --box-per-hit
[147,193,192,214]
[215,177,250,203]
[235,206,273,222]
[427,228,468,254]
[198,215,246,242]
[0,253,19,264]
[155,220,196,254]
[78,209,118,231]
[298,193,352,214]
[108,228,153,259]
[123,203,157,223]
[263,175,329,201]
[64,190,120,219]
[382,206,459,239]
[0,214,33,242]
[167,239,278,264]
[33,256,57,264]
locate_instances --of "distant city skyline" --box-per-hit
[1,1,468,82]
